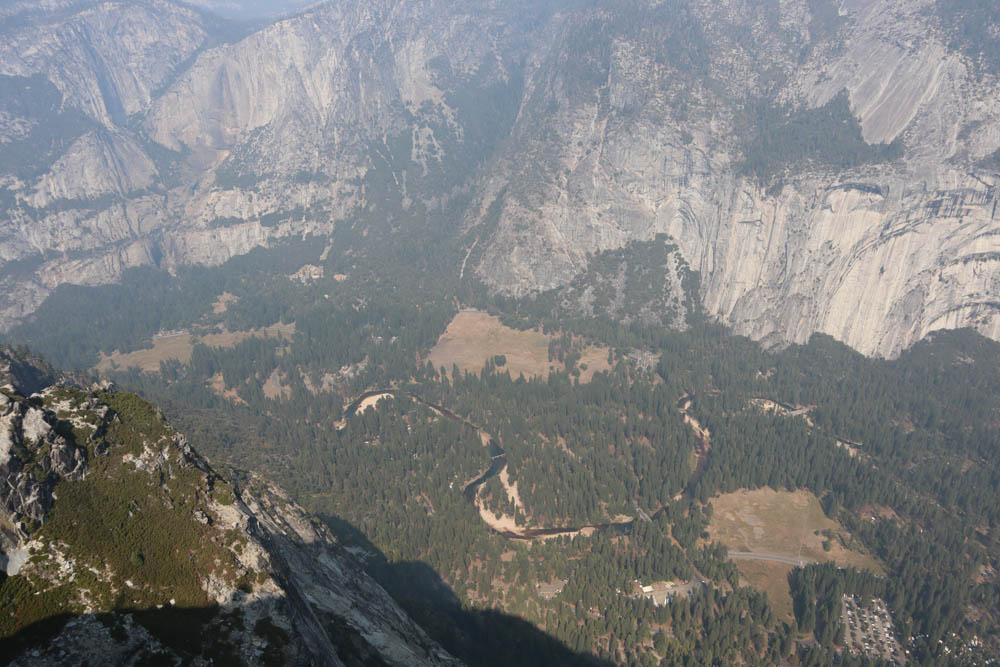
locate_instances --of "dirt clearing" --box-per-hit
[211,292,239,314]
[208,372,247,404]
[355,392,394,415]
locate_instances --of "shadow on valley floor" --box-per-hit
[322,514,613,667]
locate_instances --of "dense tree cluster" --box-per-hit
[739,92,903,186]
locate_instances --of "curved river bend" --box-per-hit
[346,389,686,541]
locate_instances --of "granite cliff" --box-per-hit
[469,0,1000,356]
[1,0,998,357]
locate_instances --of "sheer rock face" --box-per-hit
[1,0,999,358]
[470,0,1000,357]
[0,396,91,543]
[0,0,209,126]
[0,351,459,666]
[25,130,158,208]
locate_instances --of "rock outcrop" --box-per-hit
[0,349,459,666]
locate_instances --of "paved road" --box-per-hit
[727,551,814,566]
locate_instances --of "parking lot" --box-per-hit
[841,595,905,664]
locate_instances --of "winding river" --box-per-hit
[678,394,711,494]
[345,388,704,542]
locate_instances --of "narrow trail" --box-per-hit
[458,237,479,281]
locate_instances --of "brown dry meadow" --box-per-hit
[427,310,611,382]
[95,322,295,374]
[706,488,882,620]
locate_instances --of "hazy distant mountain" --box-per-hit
[0,0,998,357]
[185,0,318,20]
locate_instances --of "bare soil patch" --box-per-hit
[749,398,815,427]
[427,310,611,382]
[262,367,291,400]
[211,292,239,314]
[499,466,524,513]
[678,395,710,492]
[477,505,522,533]
[200,321,296,349]
[476,500,595,542]
[575,346,614,382]
[208,372,247,405]
[355,392,394,415]
[836,439,865,459]
[96,334,195,373]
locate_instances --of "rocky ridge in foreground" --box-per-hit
[0,349,459,666]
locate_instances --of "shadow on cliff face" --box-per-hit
[0,604,255,665]
[322,515,612,667]
[1,563,609,667]
[0,591,392,665]
[1,520,612,667]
